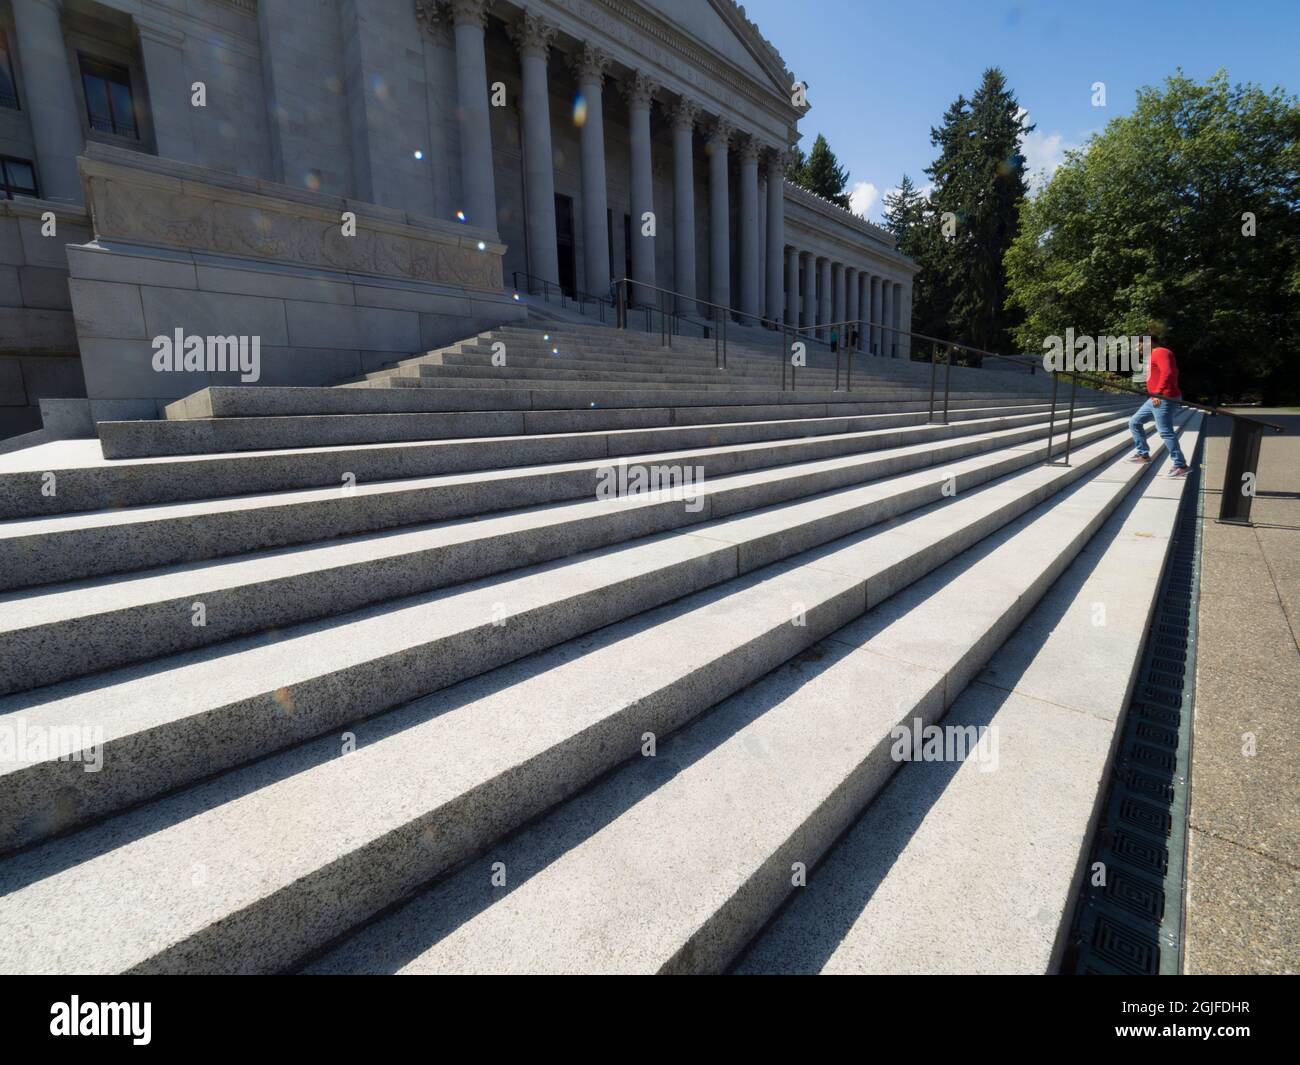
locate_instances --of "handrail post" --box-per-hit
[941,343,952,424]
[723,309,728,369]
[1060,370,1079,465]
[846,334,854,392]
[1045,374,1060,463]
[780,325,787,391]
[1218,416,1265,524]
[616,279,626,329]
[927,341,938,422]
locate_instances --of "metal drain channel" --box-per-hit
[1062,436,1204,975]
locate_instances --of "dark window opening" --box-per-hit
[623,213,632,285]
[0,156,38,199]
[0,35,18,110]
[555,194,576,298]
[79,55,137,138]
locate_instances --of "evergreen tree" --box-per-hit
[789,134,852,208]
[923,69,1033,354]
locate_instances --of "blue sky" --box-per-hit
[741,0,1300,221]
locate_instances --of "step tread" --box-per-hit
[735,425,1201,974]
[302,424,1191,974]
[0,424,1159,974]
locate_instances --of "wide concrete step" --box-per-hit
[0,412,1127,692]
[100,392,1071,458]
[167,383,1052,420]
[0,419,1178,972]
[474,326,1053,394]
[300,416,1196,975]
[8,401,1079,519]
[0,410,1123,588]
[736,427,1200,974]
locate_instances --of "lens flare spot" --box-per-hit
[573,93,588,127]
[413,149,424,160]
[272,687,296,715]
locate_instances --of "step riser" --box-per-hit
[176,384,1064,419]
[0,418,1136,852]
[0,412,1120,590]
[6,401,1087,519]
[0,415,1125,693]
[96,397,1075,460]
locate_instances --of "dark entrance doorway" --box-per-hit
[555,194,576,297]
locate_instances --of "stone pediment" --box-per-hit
[533,0,799,141]
[635,0,794,96]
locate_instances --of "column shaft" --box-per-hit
[738,138,760,323]
[765,155,784,325]
[671,99,699,314]
[575,47,611,296]
[512,15,559,290]
[870,275,882,353]
[707,121,732,314]
[845,268,858,350]
[452,5,497,229]
[817,257,832,340]
[784,246,798,329]
[882,281,895,357]
[12,0,84,202]
[625,73,657,305]
[801,252,815,331]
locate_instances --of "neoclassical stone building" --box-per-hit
[0,0,916,433]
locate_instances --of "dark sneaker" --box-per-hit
[1167,465,1191,477]
[1129,454,1152,463]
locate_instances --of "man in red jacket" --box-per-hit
[1129,339,1190,475]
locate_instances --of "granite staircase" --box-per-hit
[0,321,1198,973]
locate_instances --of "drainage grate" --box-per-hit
[1062,438,1203,975]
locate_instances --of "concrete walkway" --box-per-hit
[1185,410,1299,973]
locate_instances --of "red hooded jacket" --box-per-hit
[1147,347,1181,399]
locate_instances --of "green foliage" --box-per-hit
[1005,70,1300,403]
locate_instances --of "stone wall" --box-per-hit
[0,197,89,438]
[66,144,524,417]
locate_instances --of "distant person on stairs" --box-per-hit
[1129,338,1190,476]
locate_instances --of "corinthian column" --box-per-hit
[573,45,611,296]
[623,71,659,306]
[706,118,733,315]
[737,135,761,324]
[670,97,700,314]
[446,0,496,229]
[509,11,558,291]
[765,150,785,326]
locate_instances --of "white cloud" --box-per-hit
[1019,110,1076,193]
[849,181,878,217]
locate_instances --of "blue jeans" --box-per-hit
[1129,397,1186,468]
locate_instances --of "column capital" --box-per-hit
[670,96,701,131]
[571,44,611,85]
[765,147,787,175]
[414,0,451,39]
[737,135,763,165]
[706,117,734,149]
[621,70,660,110]
[508,10,556,59]
[444,0,489,29]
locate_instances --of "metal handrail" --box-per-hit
[597,277,1284,520]
[512,270,614,324]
